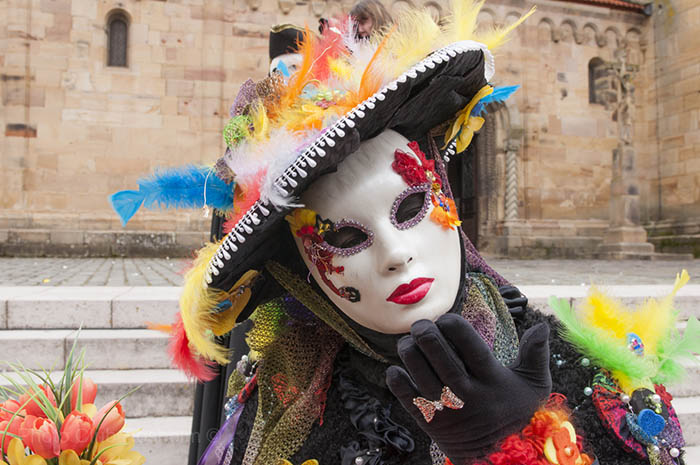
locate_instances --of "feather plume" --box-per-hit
[179,241,231,365]
[281,27,316,109]
[169,312,218,381]
[476,6,536,50]
[471,85,520,116]
[312,27,349,82]
[551,270,698,392]
[381,9,441,80]
[223,169,266,234]
[445,0,485,44]
[109,165,235,226]
[550,296,655,392]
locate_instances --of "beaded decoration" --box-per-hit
[391,183,431,230]
[392,141,461,230]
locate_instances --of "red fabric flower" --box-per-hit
[392,149,427,186]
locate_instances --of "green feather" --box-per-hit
[549,296,655,382]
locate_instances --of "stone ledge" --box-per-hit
[0,229,209,257]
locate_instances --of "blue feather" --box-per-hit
[110,190,145,226]
[109,165,235,226]
[471,85,520,117]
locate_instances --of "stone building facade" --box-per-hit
[0,0,698,257]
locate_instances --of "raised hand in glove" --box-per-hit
[385,313,552,464]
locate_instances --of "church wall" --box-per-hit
[642,0,700,256]
[1,0,694,257]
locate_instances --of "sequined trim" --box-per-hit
[391,183,431,230]
[319,218,374,256]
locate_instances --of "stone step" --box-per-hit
[675,396,700,447]
[0,286,180,329]
[2,285,699,330]
[128,416,191,465]
[683,445,700,464]
[0,369,193,418]
[0,329,171,370]
[522,284,700,321]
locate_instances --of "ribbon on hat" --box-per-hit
[412,386,465,423]
[444,85,494,154]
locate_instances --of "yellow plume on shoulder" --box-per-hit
[179,241,232,365]
[580,286,632,340]
[629,269,690,355]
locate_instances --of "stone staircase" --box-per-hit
[1,285,699,464]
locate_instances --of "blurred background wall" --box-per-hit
[0,0,697,258]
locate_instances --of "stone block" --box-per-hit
[66,329,171,369]
[166,79,194,97]
[50,230,85,245]
[6,287,126,329]
[0,330,72,369]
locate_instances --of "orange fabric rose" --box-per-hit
[60,411,95,454]
[0,415,21,454]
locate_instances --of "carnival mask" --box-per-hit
[288,130,462,334]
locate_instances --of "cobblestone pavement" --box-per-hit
[0,257,698,286]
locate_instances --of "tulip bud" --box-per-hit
[70,376,98,410]
[93,401,125,442]
[0,399,23,421]
[20,415,60,458]
[19,385,57,418]
[60,411,95,454]
[0,416,21,454]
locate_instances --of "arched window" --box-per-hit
[107,11,129,67]
[588,57,606,104]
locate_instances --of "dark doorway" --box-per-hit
[447,132,480,247]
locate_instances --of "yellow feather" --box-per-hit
[250,101,270,142]
[475,6,536,50]
[580,286,632,340]
[179,241,231,365]
[629,269,690,355]
[381,8,441,80]
[444,0,486,44]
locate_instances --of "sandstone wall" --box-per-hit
[2,0,696,257]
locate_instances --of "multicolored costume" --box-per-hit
[110,1,698,464]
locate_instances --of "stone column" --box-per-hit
[597,46,654,258]
[504,141,519,221]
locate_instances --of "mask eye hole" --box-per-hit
[391,184,430,230]
[320,220,374,256]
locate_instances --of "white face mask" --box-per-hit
[291,130,462,334]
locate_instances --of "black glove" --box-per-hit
[499,285,528,317]
[385,313,552,464]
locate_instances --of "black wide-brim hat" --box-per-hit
[207,42,490,293]
[269,24,305,61]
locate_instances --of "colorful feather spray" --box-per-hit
[550,270,700,393]
[471,85,520,117]
[168,312,218,381]
[109,165,234,226]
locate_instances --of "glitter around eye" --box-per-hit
[319,219,374,256]
[391,183,431,230]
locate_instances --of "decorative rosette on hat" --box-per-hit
[110,0,535,380]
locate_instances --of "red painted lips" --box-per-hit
[386,277,434,305]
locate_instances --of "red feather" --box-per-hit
[311,24,349,81]
[168,312,218,382]
[223,169,265,234]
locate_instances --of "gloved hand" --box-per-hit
[498,285,528,317]
[386,313,551,464]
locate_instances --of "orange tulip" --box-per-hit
[0,415,21,454]
[70,377,98,410]
[92,401,125,442]
[18,385,57,418]
[59,411,94,454]
[0,399,23,421]
[20,415,59,459]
